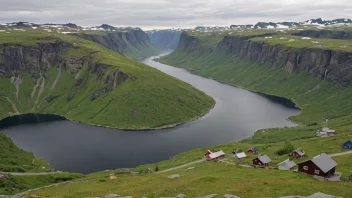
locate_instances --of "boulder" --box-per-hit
[168,174,181,179]
[224,195,240,198]
[308,192,342,198]
[201,194,217,198]
[103,194,120,198]
[186,167,194,171]
[176,194,186,198]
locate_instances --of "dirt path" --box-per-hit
[3,177,97,197]
[219,159,253,168]
[6,97,19,115]
[329,150,352,157]
[156,159,206,174]
[0,171,63,176]
[51,66,62,90]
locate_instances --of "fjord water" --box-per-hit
[1,52,300,173]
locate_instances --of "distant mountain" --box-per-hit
[0,22,78,29]
[303,18,352,26]
[228,18,352,30]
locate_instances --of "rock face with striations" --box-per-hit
[71,29,157,59]
[176,32,352,87]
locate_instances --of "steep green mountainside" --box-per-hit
[0,30,213,130]
[147,29,182,50]
[159,30,352,125]
[0,133,49,172]
[70,29,159,60]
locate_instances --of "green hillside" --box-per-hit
[0,30,214,130]
[0,133,49,172]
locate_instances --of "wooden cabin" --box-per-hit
[252,154,271,167]
[298,153,337,177]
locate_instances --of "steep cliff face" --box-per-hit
[293,30,352,39]
[147,30,182,50]
[159,31,352,124]
[71,29,158,59]
[0,32,213,129]
[175,33,352,87]
[0,41,127,88]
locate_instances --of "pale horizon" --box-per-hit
[1,0,351,30]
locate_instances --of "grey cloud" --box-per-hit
[0,0,351,29]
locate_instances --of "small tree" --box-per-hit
[155,165,159,172]
[276,142,295,156]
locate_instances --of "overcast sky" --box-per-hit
[0,0,351,30]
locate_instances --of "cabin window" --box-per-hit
[314,170,320,174]
[303,166,308,171]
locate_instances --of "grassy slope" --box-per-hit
[0,30,214,130]
[0,133,49,172]
[27,162,352,198]
[23,30,352,197]
[0,173,83,195]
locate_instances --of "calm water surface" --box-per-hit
[1,52,300,173]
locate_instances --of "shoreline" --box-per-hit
[0,97,216,132]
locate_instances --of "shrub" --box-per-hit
[276,142,295,156]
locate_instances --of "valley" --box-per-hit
[1,19,352,198]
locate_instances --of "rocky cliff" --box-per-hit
[71,29,158,59]
[175,32,352,87]
[293,30,352,39]
[0,32,214,129]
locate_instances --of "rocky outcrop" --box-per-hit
[293,30,352,39]
[176,33,352,87]
[0,41,71,76]
[71,29,157,59]
[0,39,129,102]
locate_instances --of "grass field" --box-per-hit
[25,162,352,198]
[0,173,83,195]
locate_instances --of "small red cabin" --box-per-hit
[247,147,258,154]
[298,153,337,177]
[252,154,271,167]
[290,148,305,158]
[204,150,225,161]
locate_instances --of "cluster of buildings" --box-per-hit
[204,139,352,178]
